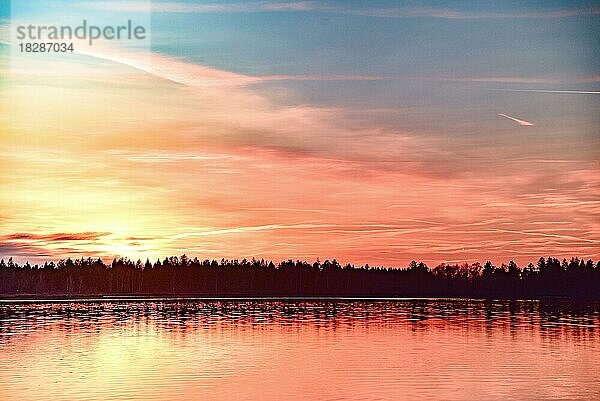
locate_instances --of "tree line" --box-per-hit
[0,256,599,299]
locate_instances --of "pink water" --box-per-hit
[0,299,598,401]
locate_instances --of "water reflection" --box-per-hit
[0,299,599,401]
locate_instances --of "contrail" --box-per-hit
[498,113,535,126]
[492,89,600,95]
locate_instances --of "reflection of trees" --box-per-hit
[0,256,598,299]
[0,300,596,341]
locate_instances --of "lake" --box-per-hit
[0,299,598,401]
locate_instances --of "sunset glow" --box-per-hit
[1,1,599,266]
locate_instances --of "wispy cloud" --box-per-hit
[74,45,259,86]
[82,1,324,13]
[0,232,113,261]
[2,232,111,242]
[82,2,600,19]
[343,6,600,19]
[59,43,600,89]
[255,74,600,84]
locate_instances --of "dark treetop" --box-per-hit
[1,256,599,299]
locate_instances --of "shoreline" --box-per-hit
[0,294,595,303]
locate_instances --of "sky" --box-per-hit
[0,0,599,266]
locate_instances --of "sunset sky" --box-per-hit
[1,0,599,266]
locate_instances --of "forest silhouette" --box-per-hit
[1,256,599,299]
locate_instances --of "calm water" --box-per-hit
[0,299,599,401]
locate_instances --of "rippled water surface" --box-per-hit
[0,299,599,401]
